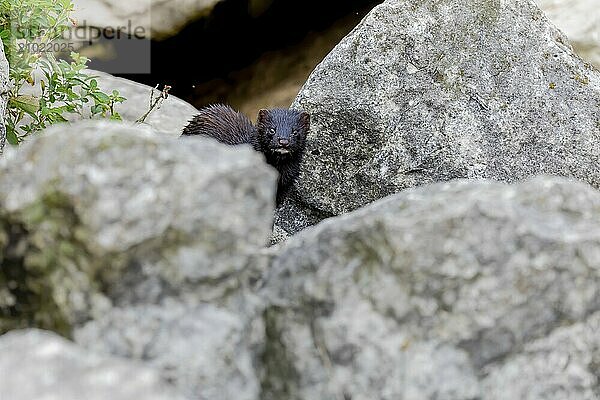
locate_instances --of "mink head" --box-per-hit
[256,109,310,158]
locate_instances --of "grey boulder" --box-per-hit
[278,0,600,235]
[72,0,223,40]
[0,329,184,400]
[262,176,600,399]
[0,120,277,333]
[75,300,264,400]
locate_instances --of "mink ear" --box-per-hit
[257,109,269,123]
[300,111,310,127]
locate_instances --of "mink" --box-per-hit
[182,104,310,206]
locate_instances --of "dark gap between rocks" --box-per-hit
[90,0,382,119]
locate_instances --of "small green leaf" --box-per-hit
[6,129,19,145]
[48,113,68,123]
[9,95,40,115]
[91,92,110,103]
[90,104,103,114]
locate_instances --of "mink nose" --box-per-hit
[278,138,289,146]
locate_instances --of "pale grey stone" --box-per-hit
[75,300,264,400]
[483,311,600,400]
[0,329,184,400]
[72,0,223,40]
[536,0,600,68]
[0,120,277,332]
[263,176,600,399]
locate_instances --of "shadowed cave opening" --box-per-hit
[89,0,382,117]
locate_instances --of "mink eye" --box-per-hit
[270,128,276,134]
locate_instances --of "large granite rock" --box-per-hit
[277,0,600,235]
[72,0,223,40]
[0,120,277,334]
[536,0,600,68]
[262,176,600,399]
[0,38,9,153]
[0,119,276,399]
[0,329,184,400]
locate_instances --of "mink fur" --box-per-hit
[182,104,310,206]
[182,104,259,150]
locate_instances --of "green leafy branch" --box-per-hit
[0,0,126,145]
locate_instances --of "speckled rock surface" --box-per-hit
[483,311,600,400]
[75,300,264,400]
[277,0,600,235]
[536,0,600,68]
[262,176,600,399]
[0,329,184,400]
[0,120,277,334]
[0,38,9,153]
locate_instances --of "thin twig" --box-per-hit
[136,84,171,124]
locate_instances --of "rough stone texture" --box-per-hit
[75,300,264,400]
[0,120,277,334]
[92,70,199,136]
[536,0,600,68]
[72,0,223,40]
[271,224,290,244]
[483,311,600,400]
[278,0,600,235]
[262,176,600,399]
[0,38,9,153]
[0,329,184,400]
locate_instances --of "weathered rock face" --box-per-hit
[72,0,223,40]
[0,120,277,334]
[278,0,600,235]
[3,123,600,400]
[0,120,276,399]
[0,38,9,153]
[263,177,600,399]
[75,300,264,400]
[536,0,600,68]
[483,311,600,399]
[0,329,184,400]
[91,70,198,136]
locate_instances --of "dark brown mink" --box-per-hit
[181,104,260,150]
[256,108,309,205]
[182,104,310,206]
